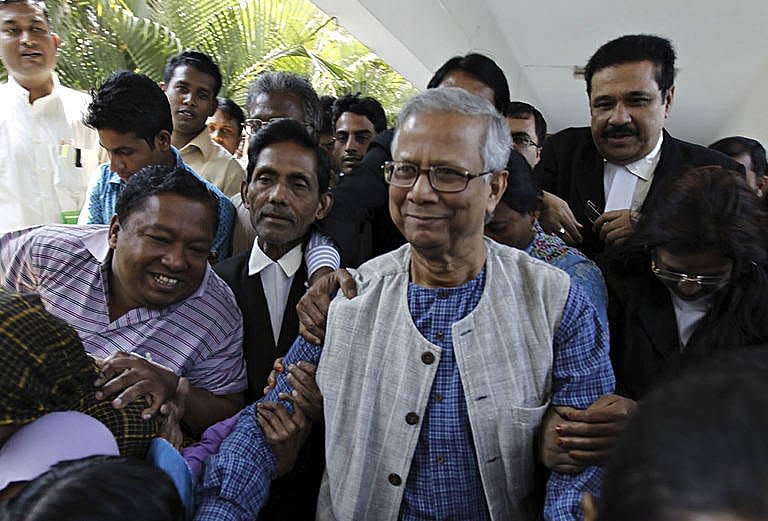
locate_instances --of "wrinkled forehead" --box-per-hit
[393,111,487,161]
[250,91,306,123]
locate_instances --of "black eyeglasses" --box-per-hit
[383,161,493,193]
[244,117,313,136]
[510,133,540,149]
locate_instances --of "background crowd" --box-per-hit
[1,1,767,521]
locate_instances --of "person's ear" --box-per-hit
[582,492,598,521]
[315,191,333,220]
[108,214,121,249]
[154,130,171,152]
[51,32,60,51]
[240,180,250,210]
[663,85,675,118]
[485,169,508,216]
[159,81,167,92]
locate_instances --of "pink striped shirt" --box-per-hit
[0,225,246,395]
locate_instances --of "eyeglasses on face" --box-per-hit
[650,258,732,287]
[244,117,313,135]
[383,160,493,193]
[510,133,540,149]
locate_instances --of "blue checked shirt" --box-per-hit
[81,147,235,259]
[195,267,614,521]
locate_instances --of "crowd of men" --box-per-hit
[1,1,767,520]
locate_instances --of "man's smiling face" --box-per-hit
[0,2,59,87]
[108,193,215,312]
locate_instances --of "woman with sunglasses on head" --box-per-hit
[605,165,768,400]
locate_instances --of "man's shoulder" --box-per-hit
[57,84,92,104]
[661,133,745,171]
[213,251,249,283]
[535,127,599,179]
[185,266,241,321]
[17,224,104,245]
[487,239,571,287]
[352,244,410,284]
[2,225,106,266]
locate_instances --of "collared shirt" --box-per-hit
[669,291,713,349]
[603,132,663,211]
[179,130,245,197]
[195,268,614,521]
[0,225,247,395]
[525,221,608,329]
[78,147,236,259]
[0,74,100,233]
[247,239,303,342]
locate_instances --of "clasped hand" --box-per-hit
[94,351,180,420]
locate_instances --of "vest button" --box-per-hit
[405,412,419,425]
[388,473,402,486]
[421,352,435,364]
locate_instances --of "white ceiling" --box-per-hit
[312,0,768,146]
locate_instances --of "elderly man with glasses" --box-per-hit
[229,71,322,255]
[194,87,614,521]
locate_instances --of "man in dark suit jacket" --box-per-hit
[534,34,744,259]
[535,35,746,480]
[213,119,332,520]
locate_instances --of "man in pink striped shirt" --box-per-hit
[0,165,246,434]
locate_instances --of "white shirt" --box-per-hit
[603,132,663,212]
[669,291,713,349]
[179,130,244,197]
[0,74,100,233]
[247,238,303,342]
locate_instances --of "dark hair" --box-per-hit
[331,93,387,133]
[0,455,185,521]
[618,165,768,350]
[507,101,548,146]
[0,1,51,28]
[85,71,173,149]
[585,34,676,97]
[318,95,336,136]
[427,53,510,114]
[246,72,321,134]
[709,136,767,177]
[115,165,219,234]
[163,50,223,98]
[216,97,245,133]
[598,367,768,521]
[246,119,331,194]
[500,150,541,214]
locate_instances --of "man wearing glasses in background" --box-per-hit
[507,101,547,167]
[229,71,321,255]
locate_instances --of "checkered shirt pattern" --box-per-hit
[195,267,614,521]
[400,267,490,519]
[195,338,322,521]
[83,147,236,259]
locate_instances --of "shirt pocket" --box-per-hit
[53,140,89,214]
[501,401,550,499]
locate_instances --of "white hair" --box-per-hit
[392,87,511,172]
